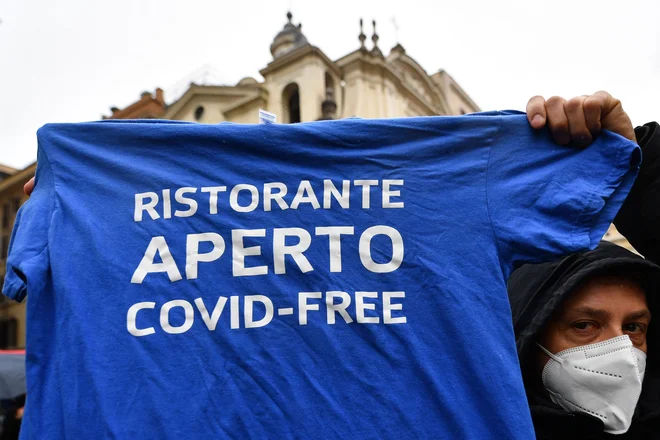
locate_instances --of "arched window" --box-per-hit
[282,83,301,123]
[194,106,205,121]
[324,72,335,100]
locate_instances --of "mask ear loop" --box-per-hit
[536,342,562,363]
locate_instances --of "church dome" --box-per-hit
[237,77,259,86]
[270,12,308,59]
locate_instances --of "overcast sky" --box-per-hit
[1,0,658,169]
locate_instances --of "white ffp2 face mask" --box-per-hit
[537,335,646,435]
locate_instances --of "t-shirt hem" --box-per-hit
[575,138,641,250]
[2,270,26,302]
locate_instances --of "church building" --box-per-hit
[106,13,480,123]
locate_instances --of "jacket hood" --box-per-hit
[507,240,660,428]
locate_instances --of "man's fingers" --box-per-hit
[591,90,619,116]
[545,96,570,145]
[24,177,35,196]
[526,95,547,129]
[582,94,604,136]
[526,90,634,146]
[589,90,635,141]
[564,96,592,147]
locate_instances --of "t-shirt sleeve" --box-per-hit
[487,115,641,274]
[2,148,55,303]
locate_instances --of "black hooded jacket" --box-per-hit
[615,122,660,262]
[507,123,660,440]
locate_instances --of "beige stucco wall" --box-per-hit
[225,100,264,124]
[262,55,328,122]
[342,62,433,119]
[604,224,636,253]
[173,95,246,123]
[446,84,478,115]
[431,72,480,115]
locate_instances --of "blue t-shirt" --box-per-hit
[3,112,639,439]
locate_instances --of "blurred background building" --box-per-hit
[0,164,33,349]
[0,13,632,348]
[104,13,480,123]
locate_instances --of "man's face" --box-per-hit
[537,275,651,372]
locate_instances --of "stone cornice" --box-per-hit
[260,44,341,78]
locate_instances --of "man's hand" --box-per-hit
[526,91,635,147]
[24,177,35,196]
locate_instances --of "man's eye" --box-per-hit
[572,321,595,331]
[623,323,646,333]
